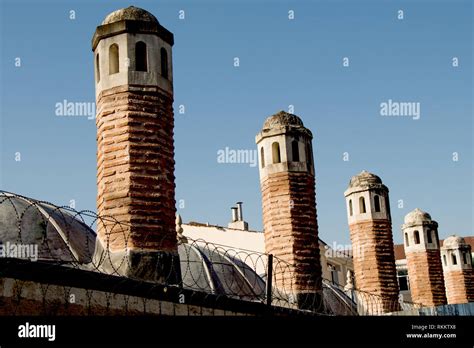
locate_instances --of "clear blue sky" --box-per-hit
[0,0,472,246]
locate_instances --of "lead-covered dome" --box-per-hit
[102,6,159,25]
[0,191,95,263]
[178,242,266,300]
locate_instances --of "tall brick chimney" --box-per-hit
[344,171,399,314]
[402,209,446,306]
[91,7,179,283]
[256,111,322,310]
[441,235,474,304]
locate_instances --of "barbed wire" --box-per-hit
[0,190,423,315]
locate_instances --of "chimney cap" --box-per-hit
[443,235,468,249]
[262,111,304,129]
[256,111,312,143]
[102,6,159,25]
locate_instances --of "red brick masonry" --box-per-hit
[261,171,321,292]
[406,250,446,306]
[349,219,399,312]
[96,84,177,252]
[444,269,474,304]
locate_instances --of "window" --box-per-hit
[452,253,457,265]
[414,230,420,244]
[292,140,299,162]
[397,270,409,291]
[385,196,391,221]
[109,44,119,74]
[443,255,447,266]
[96,54,100,82]
[161,47,169,79]
[405,233,409,247]
[328,264,339,285]
[427,230,432,243]
[260,147,265,168]
[349,200,353,216]
[462,252,468,264]
[359,196,366,214]
[374,195,381,212]
[135,41,147,71]
[272,142,281,164]
[306,143,313,165]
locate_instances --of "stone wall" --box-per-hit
[0,277,247,316]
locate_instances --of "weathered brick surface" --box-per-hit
[349,220,399,313]
[444,269,474,304]
[406,250,446,306]
[261,171,321,292]
[96,84,177,252]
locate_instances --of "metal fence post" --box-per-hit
[266,254,273,307]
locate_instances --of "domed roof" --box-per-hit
[404,208,432,224]
[348,170,383,189]
[0,191,95,263]
[178,242,266,300]
[102,6,159,25]
[443,235,467,249]
[262,111,304,130]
